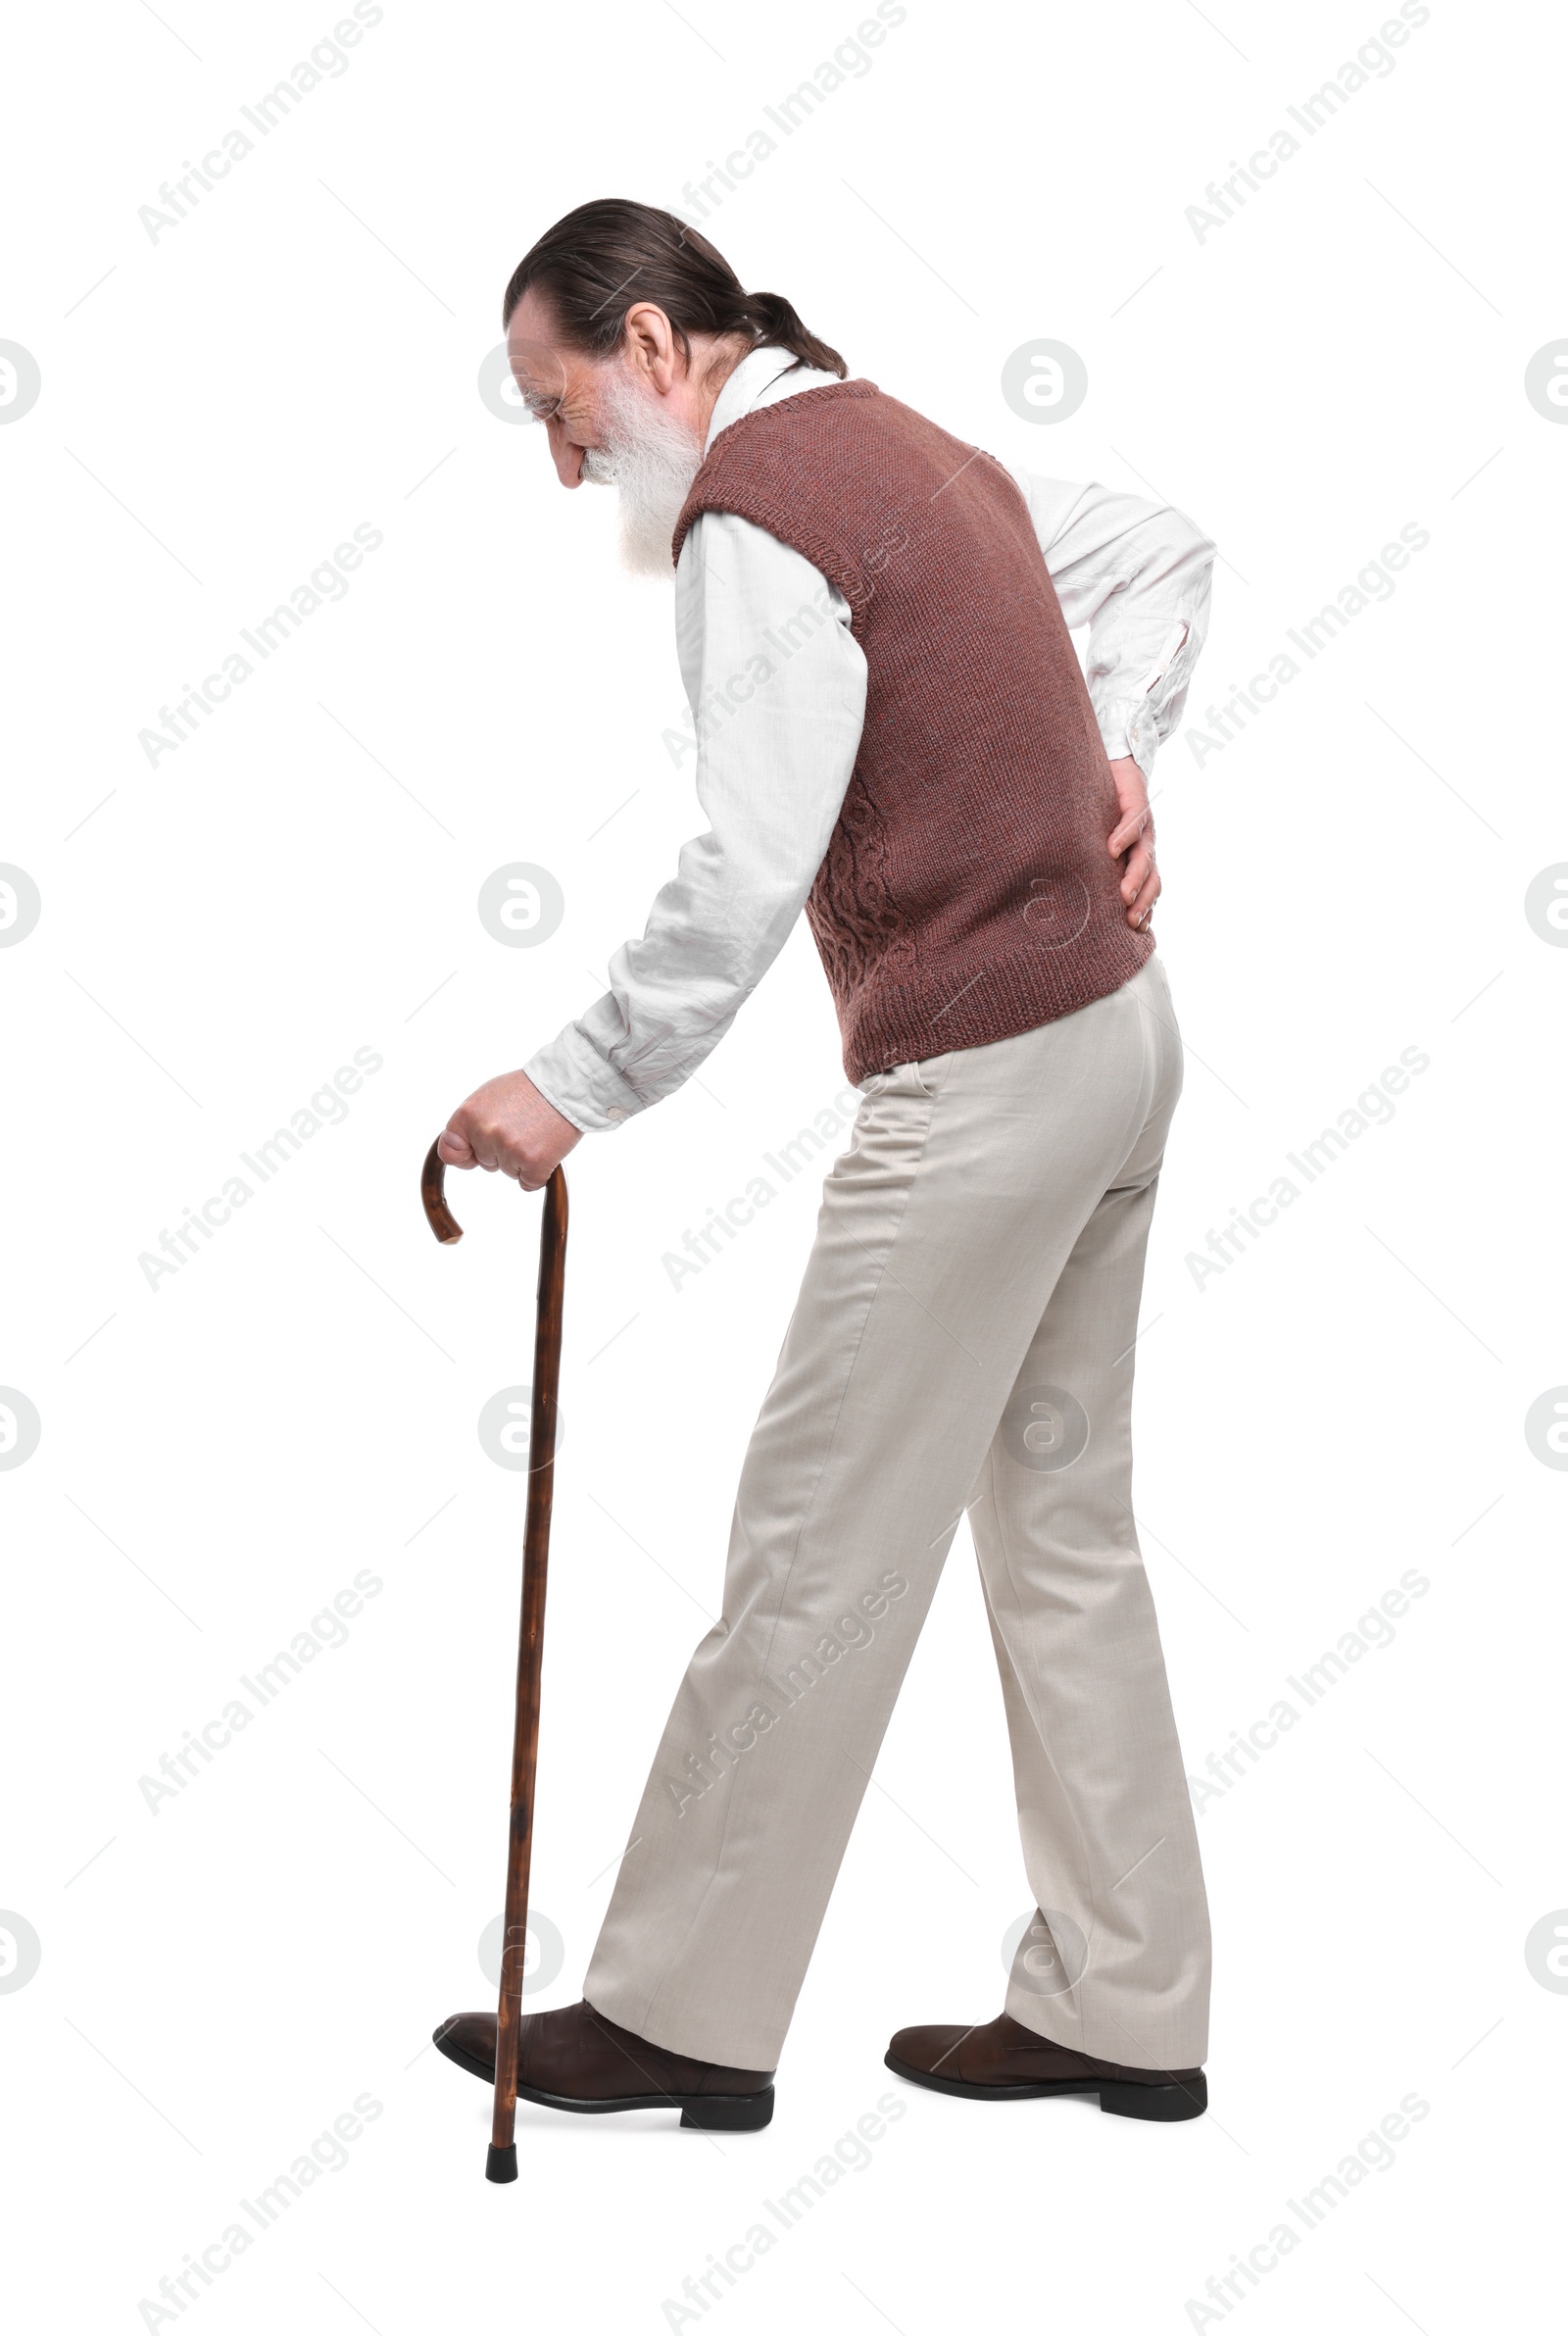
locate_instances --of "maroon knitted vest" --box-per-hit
[671,380,1152,1084]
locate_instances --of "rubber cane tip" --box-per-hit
[485,2143,518,2184]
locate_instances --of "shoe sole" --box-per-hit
[884,2050,1206,2121]
[432,2026,774,2131]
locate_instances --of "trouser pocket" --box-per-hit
[910,1050,954,1099]
[857,1051,955,1105]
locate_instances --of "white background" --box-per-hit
[2,1,1563,2329]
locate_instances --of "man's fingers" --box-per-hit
[440,1121,542,1186]
[446,1120,507,1174]
[437,1070,579,1194]
[1119,842,1155,904]
[1125,866,1161,927]
[1108,811,1151,856]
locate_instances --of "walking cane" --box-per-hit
[420,1140,568,2185]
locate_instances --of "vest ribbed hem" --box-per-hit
[842,928,1155,1085]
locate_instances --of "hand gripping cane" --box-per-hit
[420,1141,568,2184]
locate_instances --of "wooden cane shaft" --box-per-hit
[491,1166,568,2155]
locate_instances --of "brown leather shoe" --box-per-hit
[886,2011,1206,2121]
[432,1999,775,2131]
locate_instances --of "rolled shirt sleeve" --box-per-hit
[1004,467,1215,778]
[522,509,868,1132]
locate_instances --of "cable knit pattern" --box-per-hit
[671,380,1152,1083]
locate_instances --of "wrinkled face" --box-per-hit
[506,286,707,576]
[505,285,614,489]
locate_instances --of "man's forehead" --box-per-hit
[507,340,565,399]
[506,287,574,384]
[506,284,550,343]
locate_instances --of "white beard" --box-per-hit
[582,369,705,578]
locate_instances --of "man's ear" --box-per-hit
[621,301,682,391]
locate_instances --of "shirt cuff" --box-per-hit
[523,1020,646,1134]
[1096,704,1158,778]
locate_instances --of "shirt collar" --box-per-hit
[703,343,803,453]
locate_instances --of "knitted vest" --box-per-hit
[671,380,1152,1085]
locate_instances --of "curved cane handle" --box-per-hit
[420,1140,465,1244]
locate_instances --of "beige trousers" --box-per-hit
[586,957,1211,2072]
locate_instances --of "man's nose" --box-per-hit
[547,419,585,489]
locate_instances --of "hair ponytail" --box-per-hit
[502,200,848,380]
[733,288,846,377]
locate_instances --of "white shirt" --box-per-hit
[524,346,1214,1133]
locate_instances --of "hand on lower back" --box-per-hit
[1106,755,1160,930]
[438,1071,583,1191]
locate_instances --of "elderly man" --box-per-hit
[434,199,1214,2130]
